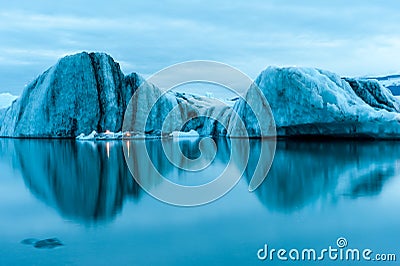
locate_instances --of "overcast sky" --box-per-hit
[1,0,400,95]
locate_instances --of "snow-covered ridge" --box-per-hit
[1,52,400,139]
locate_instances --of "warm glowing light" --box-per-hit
[127,141,130,157]
[106,142,110,158]
[126,132,131,137]
[105,130,111,134]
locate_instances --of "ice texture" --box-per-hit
[1,53,400,139]
[0,52,138,137]
[242,67,400,138]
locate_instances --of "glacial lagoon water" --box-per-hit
[0,138,399,265]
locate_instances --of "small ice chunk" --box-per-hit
[169,129,200,138]
[76,130,97,140]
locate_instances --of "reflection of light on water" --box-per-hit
[106,142,110,158]
[127,141,130,157]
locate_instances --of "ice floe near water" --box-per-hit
[169,129,200,139]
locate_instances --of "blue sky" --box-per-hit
[1,0,400,95]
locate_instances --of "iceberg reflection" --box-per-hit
[1,139,140,224]
[0,138,398,224]
[248,140,400,212]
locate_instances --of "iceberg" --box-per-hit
[122,90,232,137]
[0,50,231,138]
[238,67,400,138]
[173,92,233,137]
[0,52,139,137]
[1,52,400,139]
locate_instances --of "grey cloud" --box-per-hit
[0,1,400,94]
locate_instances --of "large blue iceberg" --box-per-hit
[0,52,399,138]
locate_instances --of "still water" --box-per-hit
[0,138,399,265]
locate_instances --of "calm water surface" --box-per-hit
[0,138,399,265]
